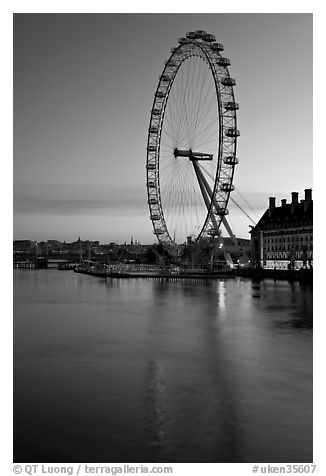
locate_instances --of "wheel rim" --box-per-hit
[146,31,239,245]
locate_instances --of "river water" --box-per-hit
[13,269,313,463]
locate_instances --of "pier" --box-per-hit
[74,267,235,281]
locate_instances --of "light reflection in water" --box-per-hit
[217,280,226,309]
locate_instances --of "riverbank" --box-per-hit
[236,267,313,283]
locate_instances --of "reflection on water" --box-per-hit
[14,270,312,463]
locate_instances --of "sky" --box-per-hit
[13,13,313,244]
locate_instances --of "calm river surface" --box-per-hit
[13,269,313,463]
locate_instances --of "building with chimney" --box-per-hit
[250,189,313,270]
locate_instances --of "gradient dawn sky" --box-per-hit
[13,13,312,244]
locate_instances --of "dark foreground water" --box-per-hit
[13,270,313,463]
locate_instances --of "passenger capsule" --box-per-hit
[225,128,240,138]
[207,228,220,236]
[220,183,235,192]
[223,156,239,165]
[221,77,236,87]
[215,207,229,216]
[160,74,172,82]
[193,30,207,39]
[224,102,239,111]
[210,42,224,52]
[186,31,196,39]
[203,33,216,42]
[148,198,158,205]
[215,57,231,67]
[165,59,178,67]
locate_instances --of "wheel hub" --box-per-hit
[173,148,213,161]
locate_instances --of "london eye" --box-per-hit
[146,30,239,245]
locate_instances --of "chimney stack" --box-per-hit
[281,199,287,207]
[304,188,312,212]
[291,192,299,213]
[269,197,276,217]
[291,192,299,204]
[304,188,312,201]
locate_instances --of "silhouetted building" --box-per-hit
[13,240,35,252]
[250,189,313,270]
[47,240,64,251]
[223,237,251,263]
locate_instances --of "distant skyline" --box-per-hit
[13,13,312,244]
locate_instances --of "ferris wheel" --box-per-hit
[146,30,239,245]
